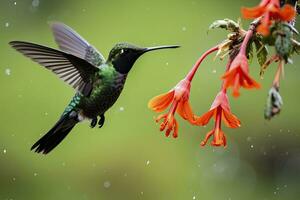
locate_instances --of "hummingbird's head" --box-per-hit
[108,43,179,74]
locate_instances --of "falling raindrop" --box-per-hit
[103,181,111,189]
[119,107,124,112]
[246,136,252,142]
[33,172,38,176]
[192,196,196,200]
[32,0,40,7]
[212,69,217,73]
[5,68,11,76]
[182,27,187,31]
[250,144,254,149]
[5,22,10,27]
[3,149,7,154]
[14,1,17,5]
[146,160,150,166]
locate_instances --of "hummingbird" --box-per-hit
[9,22,179,154]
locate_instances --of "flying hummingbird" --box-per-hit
[9,22,179,154]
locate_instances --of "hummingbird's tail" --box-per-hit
[31,111,79,154]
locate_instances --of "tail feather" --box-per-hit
[31,111,78,154]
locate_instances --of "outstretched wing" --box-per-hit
[9,41,98,96]
[51,22,106,67]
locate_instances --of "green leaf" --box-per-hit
[254,38,268,67]
[291,39,300,54]
[208,19,240,32]
[246,41,254,64]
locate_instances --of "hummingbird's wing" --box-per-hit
[51,22,106,67]
[10,41,99,96]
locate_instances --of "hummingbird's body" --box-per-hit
[10,22,179,154]
[65,64,126,119]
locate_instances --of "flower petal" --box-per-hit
[200,130,214,146]
[222,109,241,128]
[241,5,266,19]
[148,90,175,112]
[173,119,179,138]
[279,4,296,21]
[195,109,216,126]
[176,100,195,123]
[211,129,226,147]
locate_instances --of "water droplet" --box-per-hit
[12,177,16,181]
[3,149,7,154]
[62,162,66,166]
[5,22,10,27]
[192,196,196,200]
[14,1,17,5]
[33,172,38,176]
[166,62,169,66]
[45,112,48,116]
[5,68,11,76]
[182,27,187,31]
[32,0,39,7]
[246,136,252,142]
[212,69,217,73]
[146,160,150,166]
[141,192,144,195]
[119,107,124,111]
[103,181,111,189]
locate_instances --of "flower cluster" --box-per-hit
[242,0,296,35]
[148,0,299,147]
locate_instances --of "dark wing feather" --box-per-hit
[51,22,105,67]
[9,41,99,96]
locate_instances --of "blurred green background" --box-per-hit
[1,0,300,199]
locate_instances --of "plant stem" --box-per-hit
[186,46,219,82]
[221,59,233,92]
[273,60,284,89]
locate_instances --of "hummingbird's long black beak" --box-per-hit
[143,45,180,52]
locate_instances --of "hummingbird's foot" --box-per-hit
[98,114,105,128]
[90,117,97,128]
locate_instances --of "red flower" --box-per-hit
[222,53,260,97]
[241,0,296,35]
[196,91,241,147]
[148,79,198,138]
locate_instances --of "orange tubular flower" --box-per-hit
[241,0,296,35]
[196,91,241,147]
[222,53,261,97]
[149,46,219,138]
[148,79,196,138]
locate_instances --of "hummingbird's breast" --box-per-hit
[78,71,127,119]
